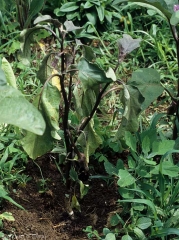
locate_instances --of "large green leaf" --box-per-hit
[78,58,113,91]
[1,58,17,88]
[0,85,45,135]
[41,83,61,140]
[128,68,164,110]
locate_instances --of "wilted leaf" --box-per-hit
[64,20,82,31]
[128,68,164,110]
[34,15,61,27]
[78,58,113,90]
[21,122,53,159]
[0,86,45,135]
[116,84,144,138]
[41,83,61,139]
[37,53,53,84]
[20,25,50,65]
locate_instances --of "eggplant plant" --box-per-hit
[19,15,163,215]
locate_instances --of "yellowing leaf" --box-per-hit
[51,69,61,91]
[38,41,45,51]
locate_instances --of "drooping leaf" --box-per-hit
[34,15,61,28]
[20,25,50,65]
[128,68,164,110]
[82,45,96,62]
[21,94,53,159]
[118,34,141,55]
[83,120,102,163]
[37,53,53,84]
[0,86,45,135]
[1,58,17,88]
[21,121,53,159]
[116,84,144,138]
[64,20,82,31]
[41,83,61,139]
[78,58,113,90]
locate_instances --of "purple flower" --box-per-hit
[174,5,179,12]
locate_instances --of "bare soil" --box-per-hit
[2,155,120,240]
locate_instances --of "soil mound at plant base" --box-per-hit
[3,156,118,239]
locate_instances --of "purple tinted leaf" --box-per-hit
[118,34,141,56]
